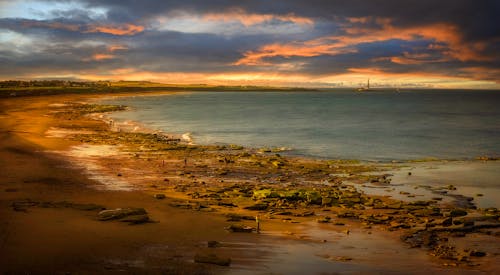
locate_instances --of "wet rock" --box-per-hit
[226,224,254,233]
[97,208,147,221]
[154,194,166,199]
[450,209,468,217]
[194,253,231,266]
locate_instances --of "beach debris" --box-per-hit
[194,253,231,266]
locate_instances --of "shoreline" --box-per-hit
[1,92,499,274]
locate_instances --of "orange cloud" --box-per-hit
[84,23,144,35]
[108,44,128,52]
[235,19,492,66]
[19,20,144,36]
[203,8,314,26]
[389,52,449,65]
[234,39,357,65]
[92,54,115,60]
[21,20,80,31]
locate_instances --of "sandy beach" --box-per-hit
[1,92,499,274]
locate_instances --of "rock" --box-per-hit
[442,217,453,227]
[154,194,166,199]
[337,211,358,219]
[194,253,231,266]
[253,189,279,200]
[120,214,150,224]
[244,203,268,211]
[302,190,322,205]
[334,256,353,261]
[317,216,331,223]
[450,209,468,217]
[469,250,486,257]
[207,241,221,248]
[97,208,147,221]
[226,224,254,233]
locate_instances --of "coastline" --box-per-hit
[1,92,499,274]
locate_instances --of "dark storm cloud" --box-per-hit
[72,0,499,41]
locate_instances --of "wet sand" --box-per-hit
[1,93,499,274]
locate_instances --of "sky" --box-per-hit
[0,0,499,88]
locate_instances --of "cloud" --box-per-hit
[202,8,313,27]
[84,23,144,35]
[0,0,498,88]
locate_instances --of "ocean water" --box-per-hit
[101,90,500,161]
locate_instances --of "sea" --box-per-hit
[100,89,500,162]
